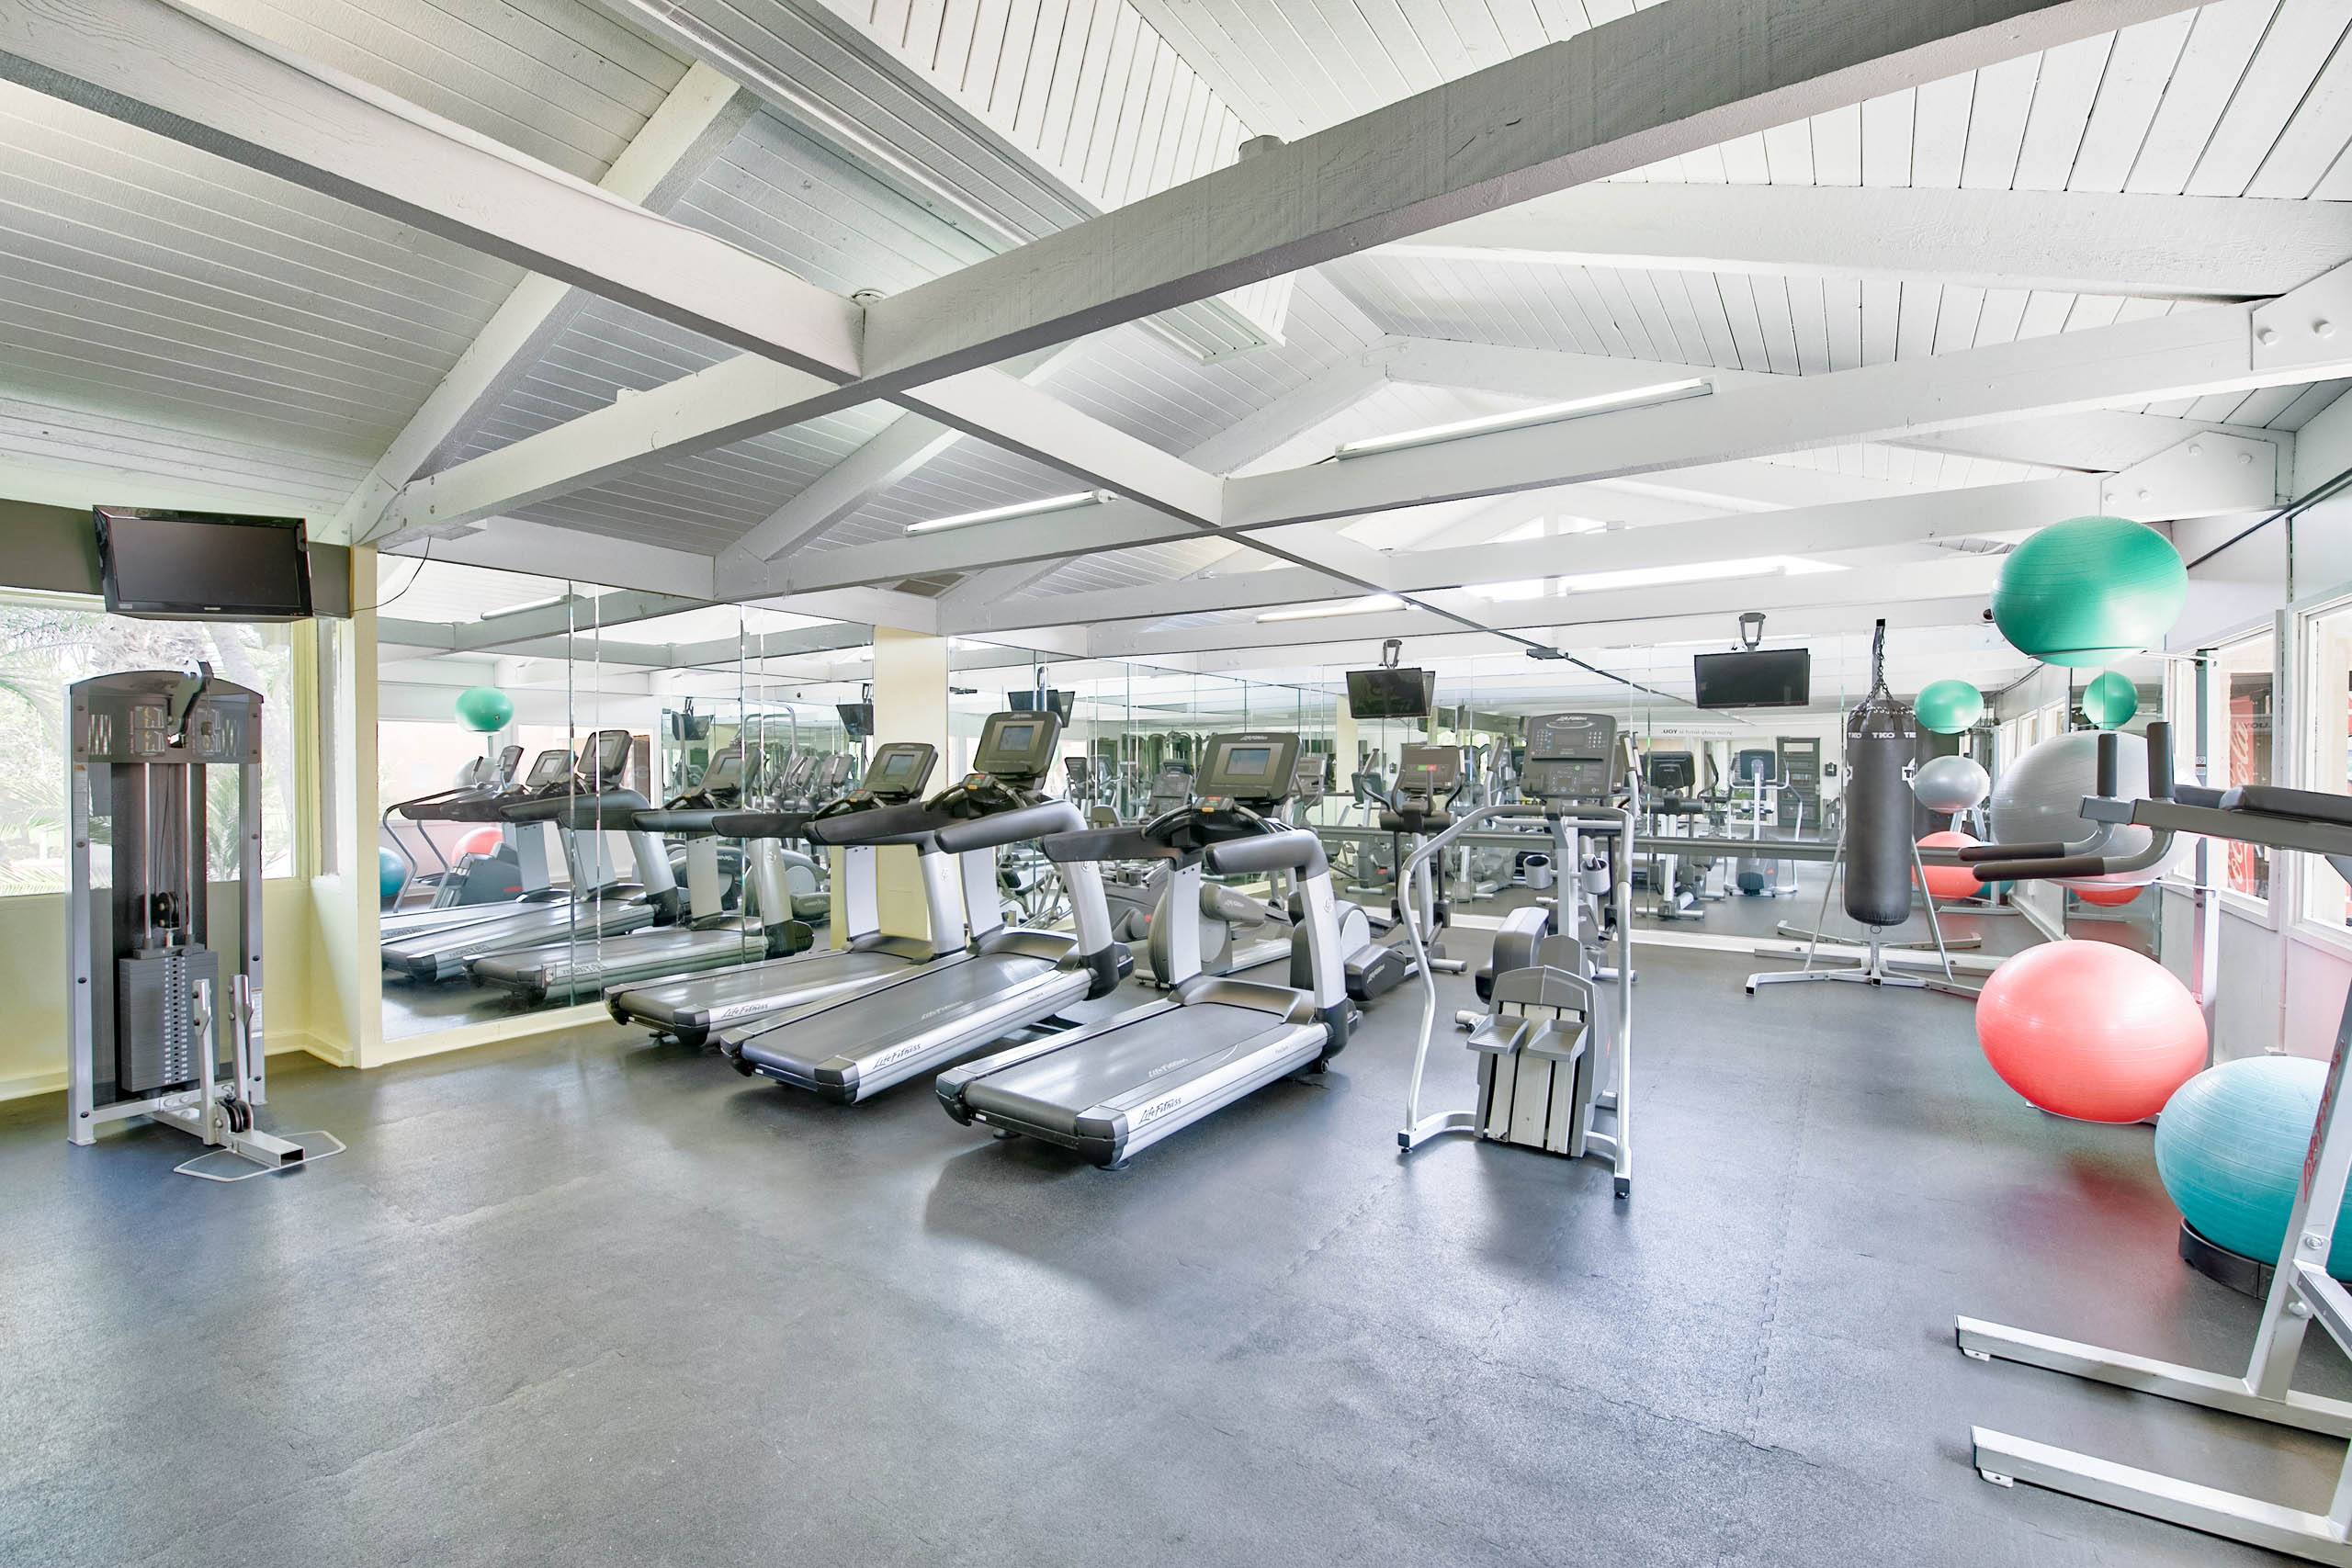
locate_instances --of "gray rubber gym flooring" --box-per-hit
[2,935,2321,1566]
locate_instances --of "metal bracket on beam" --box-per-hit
[2101,433,2281,521]
[2251,258,2352,376]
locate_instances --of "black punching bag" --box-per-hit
[1842,620,1915,928]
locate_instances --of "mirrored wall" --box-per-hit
[373,555,879,1043]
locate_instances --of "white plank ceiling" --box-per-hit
[1,0,2351,696]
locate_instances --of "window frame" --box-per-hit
[2288,578,2352,953]
[0,583,315,897]
[2166,613,2287,929]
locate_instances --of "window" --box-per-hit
[2303,598,2352,931]
[2213,631,2276,901]
[0,592,296,891]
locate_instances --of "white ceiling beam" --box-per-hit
[1165,597,2000,678]
[1186,355,1393,475]
[1400,184,2352,301]
[0,0,1227,547]
[1889,411,2292,480]
[766,293,2324,595]
[858,0,2204,385]
[1379,338,1776,400]
[946,476,2092,633]
[324,61,751,544]
[0,0,861,377]
[407,519,718,600]
[1086,557,2008,659]
[723,344,1082,565]
[1221,301,2312,535]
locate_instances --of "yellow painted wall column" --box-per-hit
[308,548,384,1067]
[1334,697,1359,793]
[868,627,948,941]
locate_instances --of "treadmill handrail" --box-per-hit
[1204,828,1327,879]
[504,788,653,828]
[808,796,944,847]
[709,808,816,840]
[1038,826,1179,866]
[934,800,1083,854]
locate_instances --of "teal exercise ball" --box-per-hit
[2081,671,2139,730]
[453,686,514,732]
[379,847,410,904]
[2155,1057,2352,1278]
[1992,516,2186,667]
[1916,680,1984,735]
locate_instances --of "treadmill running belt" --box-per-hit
[732,948,1064,1098]
[957,1002,1281,1135]
[616,950,912,1033]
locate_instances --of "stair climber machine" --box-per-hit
[378,748,570,945]
[380,729,674,984]
[1397,712,1635,1195]
[67,668,341,1179]
[720,710,1134,1102]
[469,746,813,1006]
[937,730,1352,1169]
[605,741,939,1046]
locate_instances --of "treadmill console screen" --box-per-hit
[583,728,631,783]
[1198,732,1301,805]
[865,743,936,798]
[700,750,743,792]
[972,710,1064,781]
[523,750,571,789]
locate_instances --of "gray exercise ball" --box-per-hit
[1989,729,2176,886]
[1910,754,1990,815]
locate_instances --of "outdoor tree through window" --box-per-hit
[0,593,295,892]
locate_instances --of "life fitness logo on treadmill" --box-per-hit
[1135,1094,1183,1126]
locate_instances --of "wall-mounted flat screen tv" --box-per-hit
[1692,649,1811,708]
[96,508,312,621]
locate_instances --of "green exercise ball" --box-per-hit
[2155,1057,2352,1278]
[1992,516,2186,667]
[1915,680,1984,735]
[453,685,514,733]
[2081,671,2139,730]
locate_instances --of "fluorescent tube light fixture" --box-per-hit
[1256,594,1406,623]
[1333,379,1711,460]
[903,490,1109,536]
[478,592,582,622]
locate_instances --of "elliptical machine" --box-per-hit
[1318,742,1462,1003]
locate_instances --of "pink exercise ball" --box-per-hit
[1915,829,1981,899]
[2073,883,2142,908]
[455,826,503,859]
[1976,940,2206,1122]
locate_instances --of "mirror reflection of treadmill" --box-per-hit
[469,745,773,1004]
[936,730,1351,1168]
[378,733,642,970]
[604,741,943,1045]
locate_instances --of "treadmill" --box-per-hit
[937,730,1351,1168]
[719,710,1127,1102]
[378,748,573,946]
[381,729,676,983]
[603,741,944,1045]
[466,746,808,1005]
